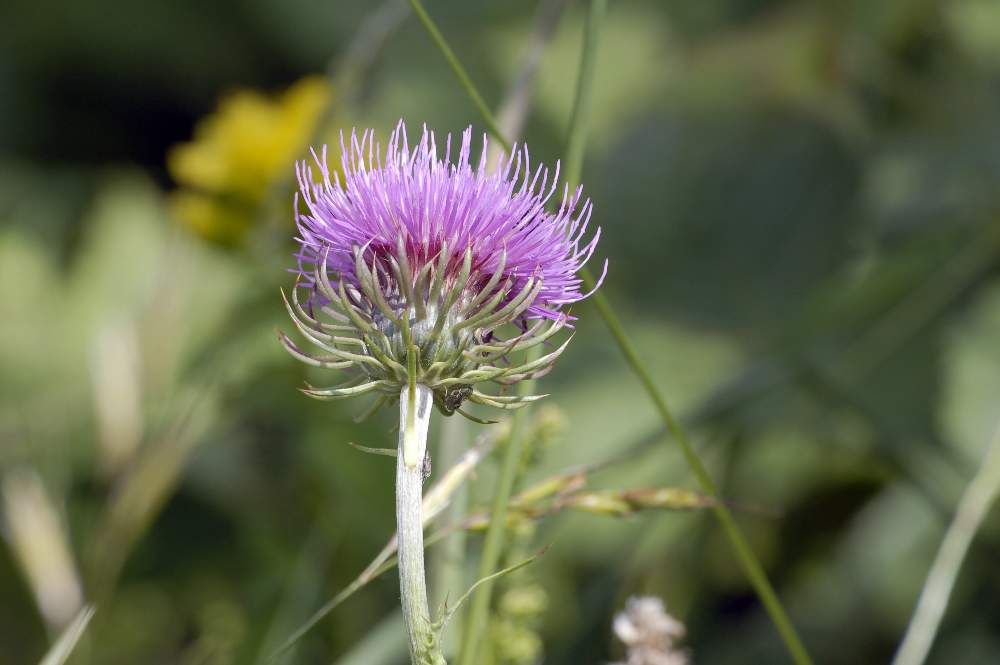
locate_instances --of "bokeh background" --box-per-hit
[3,0,1000,663]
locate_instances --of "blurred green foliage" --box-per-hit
[2,1,1000,664]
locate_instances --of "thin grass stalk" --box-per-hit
[270,430,502,660]
[272,427,691,661]
[457,3,602,663]
[407,0,509,152]
[563,0,604,189]
[578,273,814,665]
[39,605,95,665]
[276,470,717,655]
[253,524,334,665]
[431,415,469,657]
[486,0,570,169]
[891,418,1000,665]
[454,362,537,665]
[406,2,815,663]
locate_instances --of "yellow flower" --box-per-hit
[167,76,333,247]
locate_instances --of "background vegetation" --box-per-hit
[2,0,1000,663]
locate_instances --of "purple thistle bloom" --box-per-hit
[280,121,605,418]
[295,122,603,321]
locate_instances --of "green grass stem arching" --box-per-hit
[407,1,815,663]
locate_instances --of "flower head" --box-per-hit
[280,121,605,418]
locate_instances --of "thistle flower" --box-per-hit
[280,121,605,419]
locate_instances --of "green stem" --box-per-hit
[396,383,445,665]
[563,0,605,189]
[458,4,603,663]
[579,275,815,665]
[456,354,538,665]
[408,2,814,663]
[408,0,510,152]
[458,0,606,665]
[891,419,1000,665]
[431,415,469,657]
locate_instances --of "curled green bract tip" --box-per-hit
[280,240,571,419]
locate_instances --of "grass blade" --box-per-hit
[408,1,815,663]
[892,418,1000,665]
[579,272,814,665]
[269,430,500,659]
[39,605,95,665]
[457,2,603,663]
[455,358,538,665]
[407,0,510,152]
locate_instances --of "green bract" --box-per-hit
[280,242,571,421]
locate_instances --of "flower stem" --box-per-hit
[396,383,445,665]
